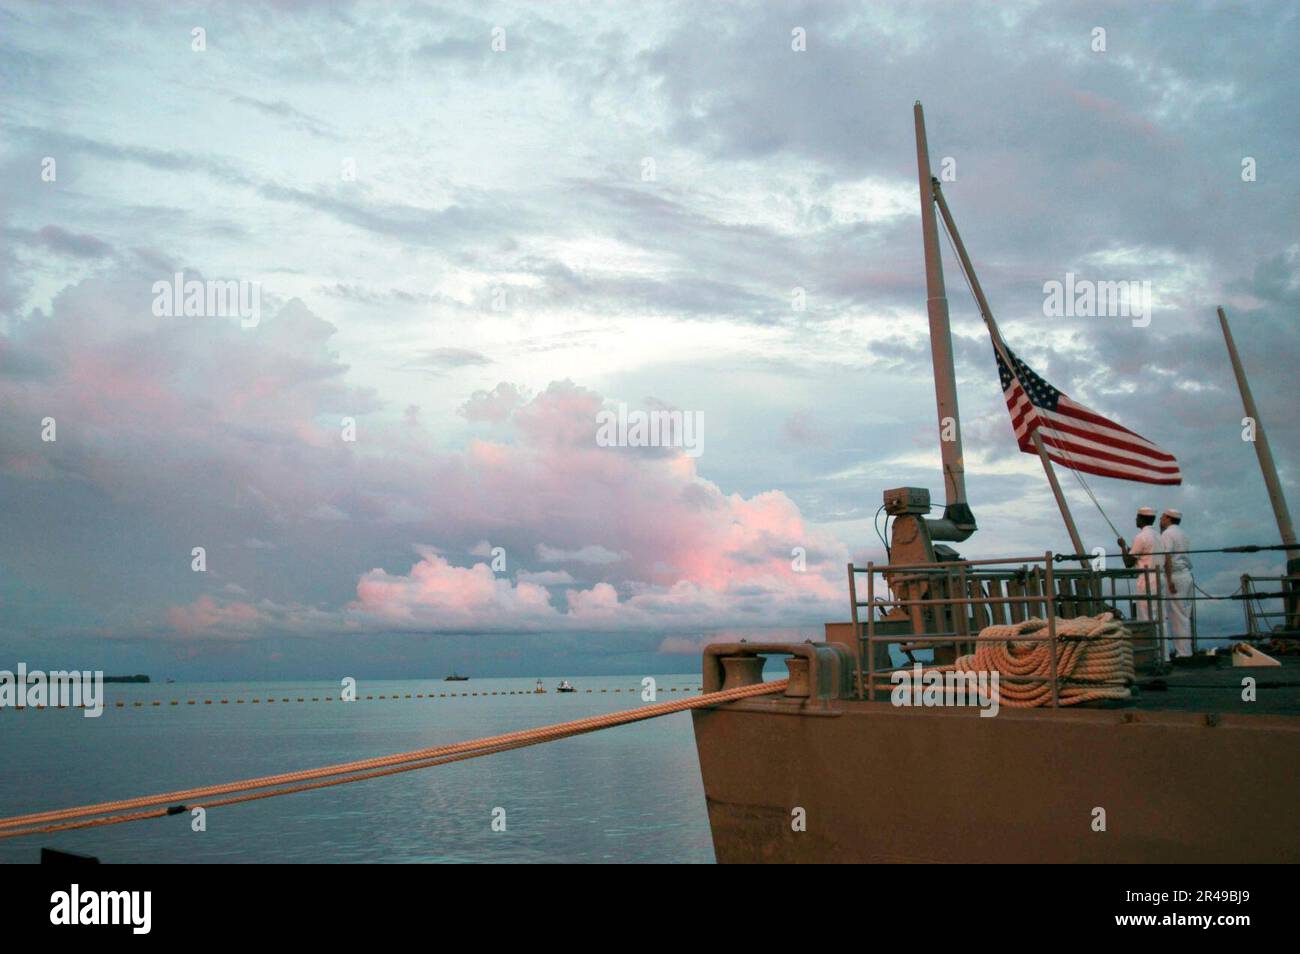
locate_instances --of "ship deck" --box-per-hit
[1131,657,1300,715]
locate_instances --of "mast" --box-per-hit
[931,182,1087,562]
[913,101,975,541]
[1218,306,1299,628]
[1218,307,1298,552]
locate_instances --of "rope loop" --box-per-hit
[944,612,1136,708]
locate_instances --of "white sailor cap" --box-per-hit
[1162,508,1182,519]
[1137,506,1156,517]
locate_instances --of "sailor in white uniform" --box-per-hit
[1118,506,1162,623]
[1160,508,1194,658]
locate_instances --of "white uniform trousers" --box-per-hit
[1134,569,1159,622]
[1165,570,1193,657]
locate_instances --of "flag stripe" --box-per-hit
[1010,400,1182,468]
[1044,412,1176,462]
[1013,394,1181,478]
[1036,433,1183,475]
[1041,449,1183,485]
[1053,399,1177,460]
[995,343,1181,486]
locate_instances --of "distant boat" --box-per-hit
[444,673,469,681]
[557,680,576,693]
[533,679,547,694]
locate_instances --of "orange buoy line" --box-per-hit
[0,679,787,839]
[1,686,704,711]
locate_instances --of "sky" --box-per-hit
[1,0,1297,680]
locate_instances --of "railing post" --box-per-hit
[848,563,860,698]
[865,563,875,701]
[1044,552,1060,707]
[1159,566,1170,665]
[956,562,970,655]
[1191,579,1198,655]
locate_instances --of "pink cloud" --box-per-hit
[166,595,266,637]
[6,281,847,641]
[334,380,848,632]
[350,550,559,629]
[153,375,851,637]
[459,382,526,423]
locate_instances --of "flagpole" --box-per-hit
[931,181,1088,564]
[1031,431,1087,559]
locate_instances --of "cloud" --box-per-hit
[165,596,267,638]
[346,541,842,635]
[516,570,575,586]
[1,1,1295,673]
[226,92,338,138]
[336,381,848,633]
[32,225,114,259]
[2,271,847,643]
[536,544,623,566]
[407,347,491,371]
[350,550,560,630]
[782,410,831,447]
[460,382,526,422]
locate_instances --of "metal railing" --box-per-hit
[848,553,1165,704]
[1240,574,1298,637]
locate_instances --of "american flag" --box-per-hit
[996,344,1181,485]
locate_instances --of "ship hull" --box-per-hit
[692,696,1300,863]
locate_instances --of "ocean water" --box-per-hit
[0,675,716,864]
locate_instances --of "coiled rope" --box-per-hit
[0,678,787,840]
[935,613,1135,707]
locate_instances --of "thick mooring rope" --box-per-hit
[0,678,787,840]
[939,613,1135,707]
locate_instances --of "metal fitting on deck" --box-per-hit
[702,642,854,700]
[719,655,766,690]
[784,657,810,697]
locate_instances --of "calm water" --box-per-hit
[0,675,715,863]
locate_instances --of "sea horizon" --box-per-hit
[1,673,722,864]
